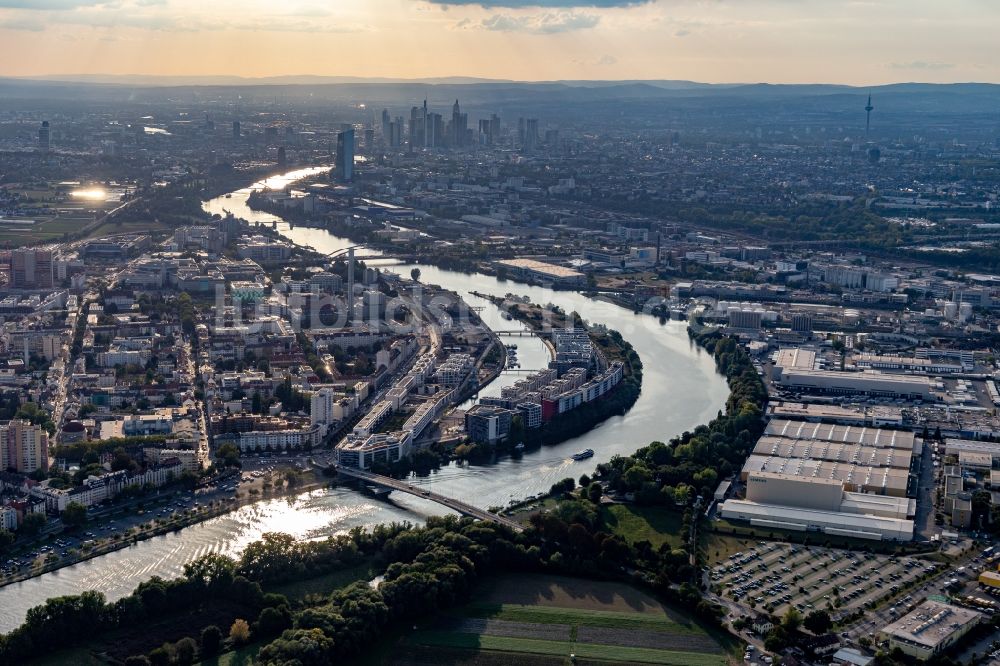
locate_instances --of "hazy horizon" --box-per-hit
[7,73,1000,88]
[1,1,998,85]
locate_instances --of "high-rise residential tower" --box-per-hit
[38,121,50,151]
[336,128,354,182]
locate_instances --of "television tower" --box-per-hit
[864,92,874,136]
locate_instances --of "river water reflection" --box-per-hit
[0,169,727,633]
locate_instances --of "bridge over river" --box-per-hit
[334,465,525,533]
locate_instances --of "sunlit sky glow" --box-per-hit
[0,0,997,84]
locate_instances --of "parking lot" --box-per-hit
[711,541,944,619]
[1,456,319,583]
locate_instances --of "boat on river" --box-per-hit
[571,449,595,461]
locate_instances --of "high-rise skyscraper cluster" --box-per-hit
[377,99,552,153]
[385,100,509,151]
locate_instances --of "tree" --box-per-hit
[200,625,222,656]
[124,656,151,666]
[229,618,251,645]
[216,442,240,468]
[173,637,197,665]
[258,628,334,666]
[804,609,833,635]
[587,482,603,503]
[549,477,575,496]
[184,554,236,591]
[781,607,802,633]
[20,512,46,537]
[111,448,138,473]
[61,502,88,529]
[148,646,172,666]
[256,605,292,637]
[410,268,421,282]
[0,528,15,553]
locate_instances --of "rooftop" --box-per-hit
[495,258,584,279]
[881,600,981,650]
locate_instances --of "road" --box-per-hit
[913,438,938,539]
[334,465,524,533]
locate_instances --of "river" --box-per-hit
[0,168,728,633]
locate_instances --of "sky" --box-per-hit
[0,0,998,84]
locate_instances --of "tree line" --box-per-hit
[0,327,763,665]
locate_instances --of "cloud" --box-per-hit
[471,11,600,32]
[0,3,369,34]
[427,0,649,6]
[0,0,106,8]
[889,60,955,70]
[595,53,616,65]
[0,15,44,30]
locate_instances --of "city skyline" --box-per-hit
[0,0,998,84]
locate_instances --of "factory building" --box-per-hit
[751,436,912,472]
[494,258,586,287]
[945,438,1000,465]
[742,419,918,498]
[852,354,964,375]
[719,472,914,541]
[772,348,817,377]
[723,417,921,540]
[766,419,918,451]
[766,403,904,427]
[740,455,910,497]
[774,367,935,400]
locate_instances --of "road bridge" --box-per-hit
[334,465,524,533]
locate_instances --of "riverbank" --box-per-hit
[469,293,644,457]
[0,167,729,638]
[0,470,339,591]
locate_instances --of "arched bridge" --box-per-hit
[334,465,524,533]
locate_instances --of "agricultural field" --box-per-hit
[0,215,93,245]
[399,574,729,665]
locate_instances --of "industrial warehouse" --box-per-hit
[879,600,983,660]
[770,347,939,401]
[719,418,918,541]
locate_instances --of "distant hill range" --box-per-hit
[3,75,999,122]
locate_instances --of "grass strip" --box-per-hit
[410,631,727,666]
[462,604,705,634]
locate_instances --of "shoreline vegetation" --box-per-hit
[0,173,763,663]
[472,293,643,456]
[0,471,335,593]
[0,324,752,666]
[245,190,508,276]
[358,295,644,480]
[0,172,640,599]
